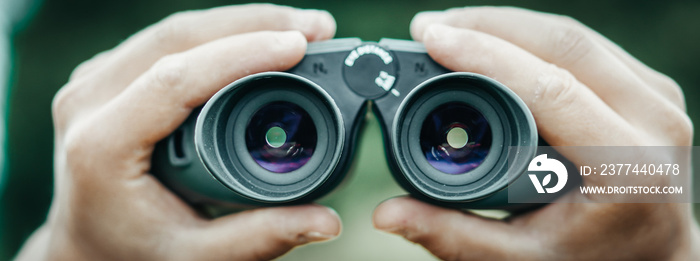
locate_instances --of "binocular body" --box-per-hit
[151,38,538,210]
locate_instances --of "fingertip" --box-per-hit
[274,204,342,244]
[372,197,425,232]
[271,30,307,68]
[421,24,486,71]
[314,10,337,41]
[421,24,456,59]
[184,204,341,260]
[274,30,307,47]
[297,9,337,42]
[410,11,441,41]
[304,205,342,242]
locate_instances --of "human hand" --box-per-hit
[16,4,340,261]
[374,7,699,260]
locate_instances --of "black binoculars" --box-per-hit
[151,38,538,210]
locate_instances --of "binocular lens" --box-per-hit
[420,102,492,174]
[182,72,344,203]
[392,73,537,203]
[246,101,317,173]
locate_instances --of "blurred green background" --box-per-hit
[2,0,699,260]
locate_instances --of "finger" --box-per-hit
[66,31,307,177]
[373,197,539,261]
[72,4,334,82]
[584,28,685,110]
[410,7,685,112]
[421,24,640,147]
[180,204,341,261]
[63,4,334,115]
[68,50,112,80]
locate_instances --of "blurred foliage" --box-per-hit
[2,0,700,259]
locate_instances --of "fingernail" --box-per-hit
[299,231,338,243]
[274,31,306,47]
[424,23,453,41]
[325,206,340,219]
[376,224,413,239]
[324,206,342,236]
[295,206,341,244]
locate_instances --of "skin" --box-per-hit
[372,7,700,261]
[15,4,699,261]
[16,4,340,261]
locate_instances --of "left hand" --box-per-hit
[15,4,341,261]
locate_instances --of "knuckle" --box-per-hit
[62,123,96,178]
[658,73,681,91]
[69,61,93,80]
[62,118,117,188]
[533,65,579,110]
[672,113,694,146]
[51,84,73,116]
[647,101,693,146]
[149,54,188,91]
[549,21,593,65]
[63,122,94,159]
[153,18,176,45]
[657,74,686,108]
[51,76,97,129]
[51,83,82,127]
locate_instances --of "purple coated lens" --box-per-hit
[420,102,492,174]
[246,101,316,173]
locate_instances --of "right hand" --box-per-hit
[373,7,697,261]
[16,4,340,260]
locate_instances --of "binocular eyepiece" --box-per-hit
[151,38,537,210]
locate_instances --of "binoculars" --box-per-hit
[151,38,538,210]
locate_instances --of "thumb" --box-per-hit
[182,204,341,261]
[373,197,537,261]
